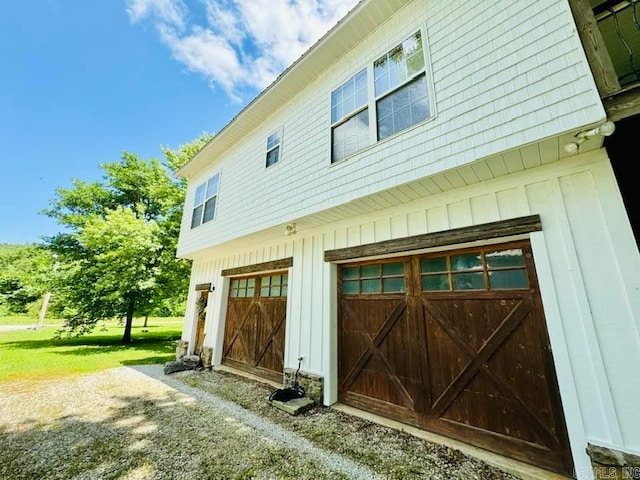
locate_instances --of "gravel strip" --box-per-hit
[0,365,519,480]
[135,365,381,480]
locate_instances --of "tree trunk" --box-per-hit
[122,298,136,344]
[143,315,148,328]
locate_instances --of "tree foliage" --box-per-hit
[0,244,54,315]
[44,133,212,343]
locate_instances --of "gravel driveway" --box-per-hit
[0,365,519,480]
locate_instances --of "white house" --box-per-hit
[174,1,640,478]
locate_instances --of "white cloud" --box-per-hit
[126,0,187,30]
[126,0,360,102]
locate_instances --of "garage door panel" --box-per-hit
[339,296,423,412]
[337,240,574,475]
[223,300,256,365]
[254,300,286,373]
[223,273,287,382]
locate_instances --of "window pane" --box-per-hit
[489,270,529,289]
[377,74,429,140]
[202,197,216,223]
[191,205,203,228]
[239,279,247,288]
[451,253,482,271]
[231,280,239,289]
[260,287,270,297]
[374,31,424,97]
[261,276,270,286]
[342,280,359,294]
[342,267,359,279]
[267,132,280,150]
[247,278,255,287]
[271,286,281,297]
[486,249,525,268]
[230,289,238,298]
[332,69,367,123]
[383,277,405,293]
[361,279,382,293]
[266,147,279,167]
[361,264,381,278]
[246,287,255,297]
[453,272,485,290]
[331,109,369,163]
[194,183,206,205]
[271,275,282,285]
[377,94,393,120]
[282,274,288,285]
[282,286,288,297]
[206,175,219,197]
[406,51,425,76]
[393,105,412,133]
[237,288,246,298]
[422,274,450,291]
[421,257,447,273]
[382,262,404,275]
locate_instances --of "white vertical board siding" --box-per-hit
[176,0,605,258]
[182,150,640,461]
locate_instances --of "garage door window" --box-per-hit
[341,262,405,294]
[260,274,288,297]
[230,278,255,298]
[421,247,529,291]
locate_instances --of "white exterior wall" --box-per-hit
[177,0,605,258]
[182,150,640,478]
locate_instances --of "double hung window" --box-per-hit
[331,69,369,164]
[374,31,429,140]
[191,173,219,229]
[266,131,281,168]
[330,29,431,163]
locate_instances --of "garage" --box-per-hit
[338,240,574,475]
[222,271,288,382]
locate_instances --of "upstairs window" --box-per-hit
[191,173,220,229]
[329,29,432,163]
[374,31,429,140]
[331,69,370,163]
[266,130,281,168]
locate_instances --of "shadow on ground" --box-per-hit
[0,387,347,480]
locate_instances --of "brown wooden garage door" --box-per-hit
[222,272,288,382]
[338,240,574,475]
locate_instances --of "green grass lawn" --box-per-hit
[0,315,63,326]
[0,317,183,383]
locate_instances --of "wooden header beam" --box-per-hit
[324,215,542,262]
[221,257,293,277]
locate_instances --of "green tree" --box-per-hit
[0,244,54,315]
[44,133,211,343]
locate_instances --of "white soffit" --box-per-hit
[176,0,412,179]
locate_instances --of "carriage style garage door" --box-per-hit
[338,240,574,475]
[222,271,288,382]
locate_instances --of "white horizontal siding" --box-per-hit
[177,0,604,258]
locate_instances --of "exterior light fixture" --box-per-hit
[284,223,297,236]
[563,121,616,154]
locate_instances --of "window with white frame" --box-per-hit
[191,173,220,229]
[374,31,429,140]
[266,130,281,168]
[331,68,370,164]
[329,29,431,163]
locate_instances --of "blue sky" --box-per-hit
[0,0,356,244]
